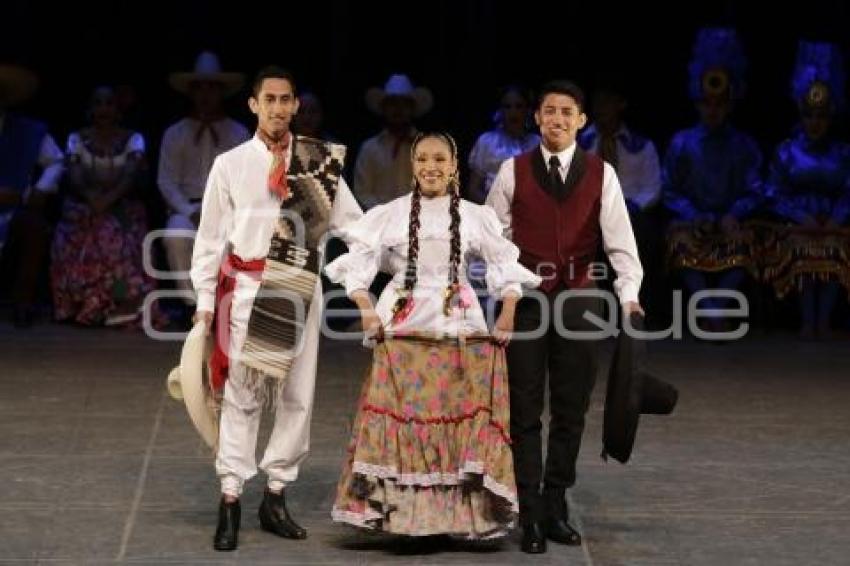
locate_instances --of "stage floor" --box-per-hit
[1,324,848,565]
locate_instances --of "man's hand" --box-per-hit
[623,301,645,317]
[193,310,214,335]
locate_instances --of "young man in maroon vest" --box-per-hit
[487,80,643,554]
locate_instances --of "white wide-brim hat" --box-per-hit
[365,73,433,118]
[169,51,244,98]
[166,321,218,448]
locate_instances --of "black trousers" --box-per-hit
[506,288,602,522]
[0,207,51,308]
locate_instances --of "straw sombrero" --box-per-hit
[365,74,433,118]
[166,321,219,448]
[169,51,244,98]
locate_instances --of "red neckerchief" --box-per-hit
[256,129,292,200]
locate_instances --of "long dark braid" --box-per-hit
[391,181,422,319]
[444,137,463,316]
[392,132,463,320]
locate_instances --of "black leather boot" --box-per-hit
[544,486,582,546]
[213,497,240,551]
[521,521,547,554]
[258,488,307,539]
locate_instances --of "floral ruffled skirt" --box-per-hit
[332,333,517,539]
[51,198,162,326]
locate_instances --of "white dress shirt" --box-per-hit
[580,124,662,210]
[157,117,250,216]
[191,135,362,312]
[353,128,417,209]
[485,142,643,304]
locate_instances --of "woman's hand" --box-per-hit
[493,310,514,346]
[493,292,519,346]
[360,307,384,341]
[352,290,384,342]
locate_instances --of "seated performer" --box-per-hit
[325,131,540,538]
[579,74,664,320]
[764,41,850,339]
[663,28,763,334]
[353,74,433,210]
[158,51,249,321]
[51,86,154,327]
[467,85,540,204]
[0,64,64,328]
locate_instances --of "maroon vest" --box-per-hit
[512,147,604,293]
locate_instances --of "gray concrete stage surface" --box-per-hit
[1,323,849,565]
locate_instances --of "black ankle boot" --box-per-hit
[258,488,307,539]
[213,497,240,551]
[521,521,547,554]
[544,487,582,546]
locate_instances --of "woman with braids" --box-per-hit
[325,132,540,538]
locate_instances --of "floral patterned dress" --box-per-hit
[51,130,155,325]
[325,193,540,538]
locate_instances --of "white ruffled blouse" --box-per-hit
[324,192,541,335]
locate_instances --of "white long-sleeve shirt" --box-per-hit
[325,193,541,335]
[157,117,250,216]
[353,128,417,209]
[191,135,362,312]
[485,142,643,305]
[579,124,662,210]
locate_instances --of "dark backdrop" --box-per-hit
[5,0,850,184]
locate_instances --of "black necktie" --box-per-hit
[549,155,564,197]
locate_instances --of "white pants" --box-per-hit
[216,274,322,497]
[163,214,197,305]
